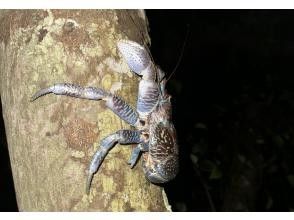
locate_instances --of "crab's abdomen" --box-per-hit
[142,118,179,183]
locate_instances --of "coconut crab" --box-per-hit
[31,40,179,194]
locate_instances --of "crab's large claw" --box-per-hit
[117,40,152,76]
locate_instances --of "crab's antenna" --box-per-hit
[165,24,190,83]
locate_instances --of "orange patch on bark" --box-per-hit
[63,117,98,150]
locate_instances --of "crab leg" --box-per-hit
[128,143,149,168]
[118,40,162,115]
[31,83,139,126]
[86,129,142,194]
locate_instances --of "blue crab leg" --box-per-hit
[128,143,149,168]
[31,83,139,126]
[118,40,163,115]
[86,129,142,194]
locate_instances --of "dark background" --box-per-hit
[1,10,294,211]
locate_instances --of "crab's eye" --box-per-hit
[139,120,145,126]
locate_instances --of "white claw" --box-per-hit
[30,87,53,102]
[117,40,151,75]
[86,172,94,195]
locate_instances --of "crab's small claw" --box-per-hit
[117,40,152,75]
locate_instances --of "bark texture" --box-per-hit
[0,9,170,211]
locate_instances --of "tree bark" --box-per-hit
[0,9,170,211]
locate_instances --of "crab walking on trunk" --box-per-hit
[31,40,179,194]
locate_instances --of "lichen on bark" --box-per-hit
[0,9,169,211]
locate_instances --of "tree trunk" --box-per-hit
[0,9,170,211]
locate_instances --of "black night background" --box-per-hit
[1,10,294,211]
